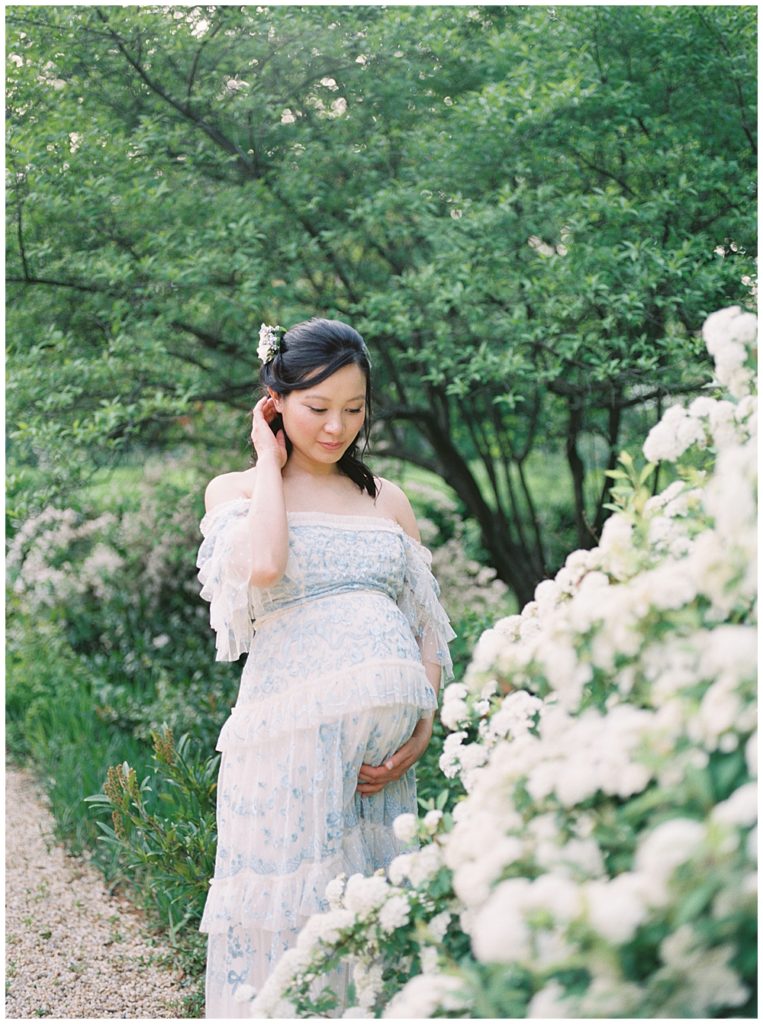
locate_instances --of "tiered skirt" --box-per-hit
[200,658,437,1018]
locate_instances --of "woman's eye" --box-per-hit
[308,407,364,414]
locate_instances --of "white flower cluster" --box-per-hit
[8,479,204,624]
[383,972,468,1018]
[257,322,284,364]
[245,870,419,1018]
[243,813,463,1019]
[387,306,757,1019]
[7,507,124,608]
[642,306,756,463]
[702,304,757,398]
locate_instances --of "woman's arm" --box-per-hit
[244,452,290,587]
[203,395,290,588]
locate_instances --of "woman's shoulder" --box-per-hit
[374,476,421,543]
[204,467,256,514]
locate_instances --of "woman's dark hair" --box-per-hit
[252,317,377,498]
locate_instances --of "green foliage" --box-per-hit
[6,614,148,871]
[83,727,218,932]
[6,3,756,599]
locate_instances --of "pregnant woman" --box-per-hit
[196,317,456,1017]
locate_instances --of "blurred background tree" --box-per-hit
[6,3,756,603]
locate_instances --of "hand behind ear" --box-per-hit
[251,397,288,468]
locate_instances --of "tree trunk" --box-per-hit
[421,421,540,606]
[566,400,592,549]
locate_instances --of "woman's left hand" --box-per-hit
[356,716,434,796]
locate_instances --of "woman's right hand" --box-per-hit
[251,395,287,470]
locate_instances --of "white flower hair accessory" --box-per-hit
[258,323,285,364]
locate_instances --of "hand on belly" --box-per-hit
[356,715,433,796]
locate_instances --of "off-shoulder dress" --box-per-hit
[195,500,456,1018]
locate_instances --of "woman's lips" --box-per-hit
[319,441,343,450]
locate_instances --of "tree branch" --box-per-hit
[563,141,637,198]
[94,7,257,177]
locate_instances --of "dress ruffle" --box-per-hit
[197,500,255,662]
[398,532,457,685]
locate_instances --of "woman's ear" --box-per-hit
[268,389,283,412]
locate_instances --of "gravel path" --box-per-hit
[5,764,190,1019]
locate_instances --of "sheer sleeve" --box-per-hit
[397,532,457,688]
[196,498,256,662]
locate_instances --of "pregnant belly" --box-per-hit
[353,703,422,766]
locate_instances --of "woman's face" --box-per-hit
[270,362,367,465]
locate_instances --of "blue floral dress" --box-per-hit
[195,501,456,1018]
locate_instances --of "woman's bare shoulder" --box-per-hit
[374,475,421,542]
[204,467,257,513]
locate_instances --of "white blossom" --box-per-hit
[583,872,650,943]
[325,873,346,909]
[392,813,418,843]
[343,873,391,919]
[527,980,572,1018]
[387,853,414,886]
[426,911,451,942]
[576,975,644,1017]
[354,961,384,1009]
[470,878,532,962]
[378,894,410,933]
[257,322,283,363]
[423,809,443,833]
[383,973,467,1018]
[296,908,355,949]
[405,843,443,887]
[487,690,543,739]
[440,695,469,729]
[711,782,757,828]
[635,819,706,905]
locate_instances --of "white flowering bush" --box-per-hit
[6,460,236,750]
[244,835,470,1019]
[239,306,756,1018]
[7,506,125,611]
